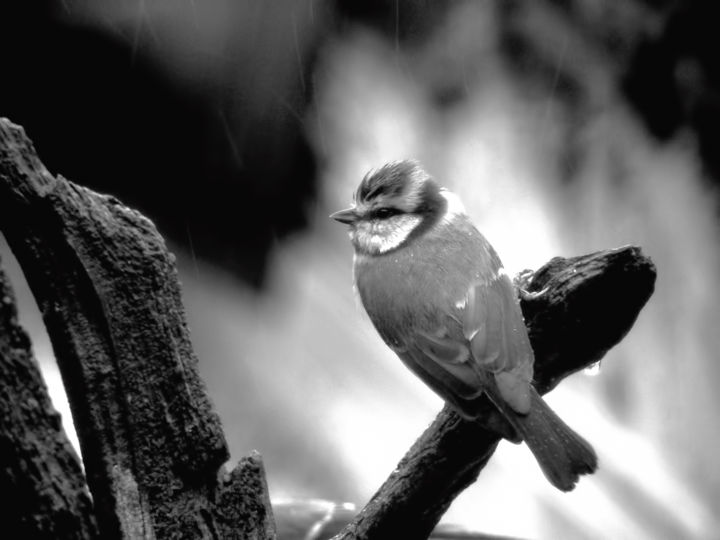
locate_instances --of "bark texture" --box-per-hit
[0,264,98,539]
[0,117,275,540]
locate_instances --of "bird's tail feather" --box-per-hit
[494,387,598,491]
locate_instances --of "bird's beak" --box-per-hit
[330,207,360,225]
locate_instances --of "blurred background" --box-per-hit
[2,1,720,538]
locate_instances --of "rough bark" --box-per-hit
[332,247,656,539]
[0,118,275,539]
[0,263,99,539]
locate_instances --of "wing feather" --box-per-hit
[397,344,483,417]
[476,274,534,413]
[397,272,534,418]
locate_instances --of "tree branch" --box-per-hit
[0,118,275,539]
[333,248,656,539]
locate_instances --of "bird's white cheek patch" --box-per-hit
[352,215,422,254]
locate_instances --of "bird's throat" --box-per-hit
[351,214,423,255]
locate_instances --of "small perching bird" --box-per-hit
[331,160,597,491]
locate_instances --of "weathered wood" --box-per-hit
[520,248,656,393]
[0,263,98,539]
[0,118,276,539]
[333,247,656,539]
[216,452,276,540]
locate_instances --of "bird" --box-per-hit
[330,160,597,491]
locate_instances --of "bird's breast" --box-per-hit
[353,220,501,347]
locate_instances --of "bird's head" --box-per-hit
[331,160,463,255]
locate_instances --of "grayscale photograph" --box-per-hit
[0,2,716,539]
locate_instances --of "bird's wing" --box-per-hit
[463,273,534,414]
[396,273,534,418]
[396,339,485,418]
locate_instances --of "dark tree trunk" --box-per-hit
[0,264,98,539]
[0,118,276,540]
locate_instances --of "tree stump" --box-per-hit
[0,118,275,540]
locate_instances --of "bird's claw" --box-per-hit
[519,286,549,302]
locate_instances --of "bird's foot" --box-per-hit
[519,286,549,302]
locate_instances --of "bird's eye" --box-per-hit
[375,207,401,219]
